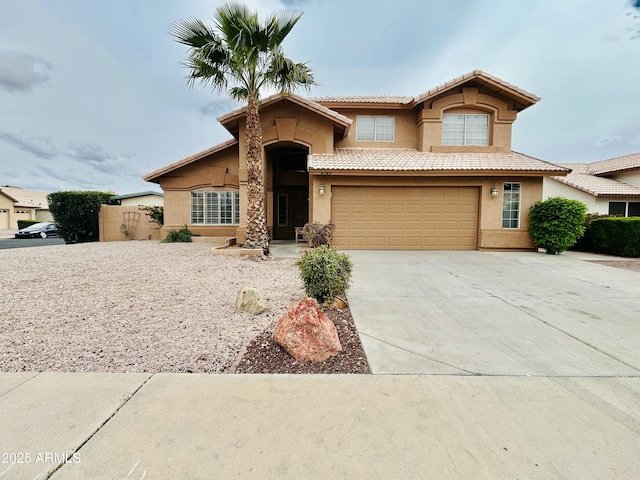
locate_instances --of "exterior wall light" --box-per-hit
[490,185,499,197]
[319,184,325,195]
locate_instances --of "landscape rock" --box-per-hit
[236,286,268,314]
[275,298,342,363]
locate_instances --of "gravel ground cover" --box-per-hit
[0,241,370,374]
[0,242,304,373]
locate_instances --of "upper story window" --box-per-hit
[356,116,395,142]
[191,191,240,225]
[442,114,489,146]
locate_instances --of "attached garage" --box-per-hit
[331,186,479,250]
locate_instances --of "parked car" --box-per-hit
[15,222,58,239]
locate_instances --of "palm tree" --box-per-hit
[171,2,316,252]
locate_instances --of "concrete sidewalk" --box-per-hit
[1,373,639,479]
[2,249,640,479]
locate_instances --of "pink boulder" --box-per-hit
[275,298,343,363]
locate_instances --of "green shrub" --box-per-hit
[17,220,41,230]
[590,217,640,257]
[529,197,587,254]
[297,245,352,305]
[571,213,614,252]
[162,225,193,243]
[47,191,113,244]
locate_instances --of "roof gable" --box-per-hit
[217,93,352,138]
[313,70,539,112]
[143,139,238,183]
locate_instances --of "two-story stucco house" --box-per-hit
[143,70,569,250]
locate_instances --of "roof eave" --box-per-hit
[142,138,238,183]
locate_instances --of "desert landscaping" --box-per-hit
[0,241,368,374]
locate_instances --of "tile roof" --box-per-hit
[143,139,238,182]
[313,70,539,109]
[586,152,640,175]
[308,149,568,173]
[0,186,49,208]
[217,93,352,134]
[414,69,540,105]
[312,95,414,104]
[550,158,640,197]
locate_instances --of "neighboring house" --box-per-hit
[143,70,569,250]
[544,153,640,216]
[110,191,164,207]
[0,186,53,229]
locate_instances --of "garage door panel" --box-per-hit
[332,186,478,250]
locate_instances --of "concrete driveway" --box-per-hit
[347,250,640,376]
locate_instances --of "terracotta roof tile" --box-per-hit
[308,149,567,173]
[587,152,640,175]
[551,160,640,197]
[414,69,540,105]
[312,95,414,104]
[143,139,238,182]
[0,186,49,208]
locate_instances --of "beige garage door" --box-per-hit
[332,186,479,250]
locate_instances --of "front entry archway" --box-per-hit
[267,145,309,240]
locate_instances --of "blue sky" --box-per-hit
[1,0,639,194]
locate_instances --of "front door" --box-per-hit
[273,187,308,240]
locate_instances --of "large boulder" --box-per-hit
[236,287,268,314]
[275,298,342,363]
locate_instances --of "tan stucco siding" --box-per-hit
[156,145,241,240]
[331,108,417,149]
[311,174,541,250]
[99,205,161,241]
[259,102,335,154]
[418,88,515,152]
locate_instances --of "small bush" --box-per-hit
[529,197,587,254]
[17,220,41,230]
[590,217,640,257]
[47,191,113,244]
[301,221,335,247]
[297,245,352,305]
[162,225,193,243]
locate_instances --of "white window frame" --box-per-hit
[191,191,240,225]
[356,116,395,142]
[442,114,489,146]
[502,182,521,229]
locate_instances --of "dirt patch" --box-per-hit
[588,259,640,273]
[230,307,370,374]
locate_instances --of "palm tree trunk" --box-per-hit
[243,96,269,252]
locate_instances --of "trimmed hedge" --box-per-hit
[17,220,41,230]
[47,191,113,244]
[589,217,640,257]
